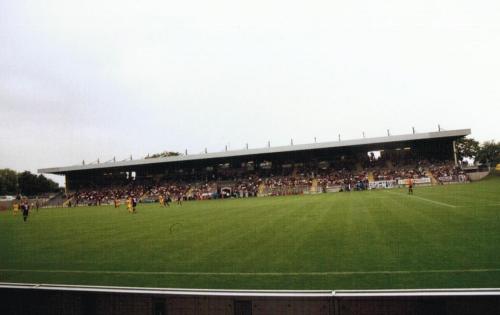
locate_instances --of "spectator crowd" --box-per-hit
[67,160,467,206]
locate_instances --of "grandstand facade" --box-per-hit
[40,129,470,196]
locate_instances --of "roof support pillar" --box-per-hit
[453,140,458,167]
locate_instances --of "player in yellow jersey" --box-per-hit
[126,196,133,213]
[159,195,164,207]
[13,202,19,215]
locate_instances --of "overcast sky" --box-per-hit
[1,0,499,186]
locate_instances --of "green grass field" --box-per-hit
[1,176,500,290]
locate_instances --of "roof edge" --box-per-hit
[39,128,471,174]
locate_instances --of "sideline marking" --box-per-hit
[455,203,500,208]
[384,191,457,208]
[2,268,500,276]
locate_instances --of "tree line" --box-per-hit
[145,151,181,159]
[0,169,60,196]
[456,138,500,166]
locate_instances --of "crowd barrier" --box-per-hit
[1,283,499,315]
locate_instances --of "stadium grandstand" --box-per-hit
[39,128,471,206]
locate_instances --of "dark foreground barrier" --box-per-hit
[1,283,500,315]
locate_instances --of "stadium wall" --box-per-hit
[0,200,11,211]
[467,171,490,181]
[1,283,500,315]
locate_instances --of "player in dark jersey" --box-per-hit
[21,201,30,222]
[132,196,138,213]
[165,193,171,207]
[114,197,120,208]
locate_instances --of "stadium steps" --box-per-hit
[426,171,439,185]
[45,192,67,207]
[139,191,150,202]
[310,179,318,193]
[62,197,73,207]
[258,183,266,196]
[368,171,375,182]
[209,183,218,194]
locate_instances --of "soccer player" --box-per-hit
[159,195,164,207]
[114,197,120,208]
[35,198,40,211]
[408,178,414,195]
[132,196,138,213]
[12,202,19,215]
[165,193,171,207]
[176,193,182,206]
[126,196,133,213]
[21,201,30,222]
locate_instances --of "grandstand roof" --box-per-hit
[39,128,470,175]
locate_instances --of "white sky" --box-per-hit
[1,0,499,186]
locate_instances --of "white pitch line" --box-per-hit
[384,191,457,208]
[2,268,500,276]
[456,203,500,208]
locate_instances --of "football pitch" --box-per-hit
[1,176,500,290]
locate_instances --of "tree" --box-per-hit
[17,171,60,196]
[145,151,181,159]
[17,171,38,196]
[476,140,500,166]
[0,169,18,195]
[36,174,60,193]
[455,137,480,163]
[0,169,59,196]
